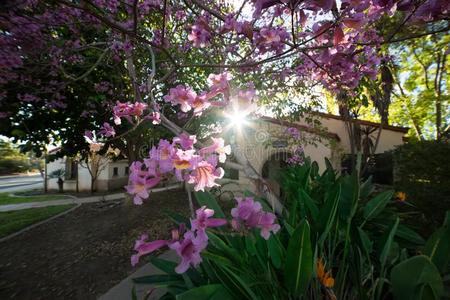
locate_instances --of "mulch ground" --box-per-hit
[0,189,189,300]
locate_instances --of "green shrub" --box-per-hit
[394,141,450,230]
[0,158,32,174]
[132,158,449,300]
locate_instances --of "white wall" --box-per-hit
[46,157,129,192]
[221,115,406,194]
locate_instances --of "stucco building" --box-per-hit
[46,151,129,192]
[45,113,407,194]
[219,113,408,196]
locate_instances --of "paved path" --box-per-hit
[0,193,125,212]
[99,251,178,300]
[0,174,43,193]
[0,184,182,212]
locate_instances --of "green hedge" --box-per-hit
[394,141,450,230]
[0,158,32,175]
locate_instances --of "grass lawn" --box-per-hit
[0,192,69,205]
[0,205,76,238]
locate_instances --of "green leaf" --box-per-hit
[175,284,233,300]
[363,190,394,222]
[299,189,319,221]
[380,217,399,268]
[245,235,257,255]
[318,184,341,244]
[149,257,178,275]
[221,266,258,300]
[357,227,373,255]
[207,232,242,263]
[195,191,226,218]
[396,224,425,245]
[360,176,374,199]
[391,255,443,300]
[132,274,182,285]
[163,210,190,228]
[131,286,137,300]
[424,211,450,274]
[284,220,313,294]
[268,235,283,269]
[202,251,233,267]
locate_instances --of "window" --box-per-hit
[222,167,239,180]
[65,158,77,180]
[113,167,118,177]
[125,166,129,175]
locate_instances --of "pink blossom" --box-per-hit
[173,133,197,150]
[191,206,227,242]
[169,231,206,274]
[258,213,281,240]
[125,175,161,205]
[231,197,262,222]
[99,122,116,137]
[254,26,289,54]
[163,85,196,113]
[84,130,94,140]
[231,197,280,240]
[84,131,104,152]
[188,18,211,48]
[113,101,148,125]
[191,93,211,116]
[129,161,148,180]
[155,140,175,173]
[207,72,232,95]
[187,161,224,192]
[146,111,161,125]
[286,146,305,166]
[172,149,195,180]
[199,138,231,163]
[286,127,300,139]
[131,234,167,266]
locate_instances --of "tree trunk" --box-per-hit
[91,177,96,194]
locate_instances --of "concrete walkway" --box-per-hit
[0,192,124,212]
[0,184,182,212]
[99,251,178,300]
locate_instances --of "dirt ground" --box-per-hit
[0,189,189,300]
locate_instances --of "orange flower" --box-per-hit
[395,191,407,202]
[317,259,334,288]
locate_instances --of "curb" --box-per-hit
[0,203,82,243]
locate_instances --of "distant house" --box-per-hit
[220,113,408,196]
[46,148,129,192]
[45,113,407,194]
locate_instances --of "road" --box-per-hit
[0,174,43,193]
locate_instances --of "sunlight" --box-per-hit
[226,109,248,128]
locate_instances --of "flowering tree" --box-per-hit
[1,1,449,296]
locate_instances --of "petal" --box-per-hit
[206,218,227,227]
[137,240,167,255]
[133,196,143,205]
[131,254,140,266]
[175,260,190,274]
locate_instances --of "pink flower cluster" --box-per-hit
[125,134,230,205]
[285,127,301,139]
[254,26,289,55]
[163,72,232,115]
[99,122,116,137]
[131,199,281,273]
[131,206,226,273]
[286,146,305,166]
[231,197,280,240]
[112,101,149,125]
[188,17,211,48]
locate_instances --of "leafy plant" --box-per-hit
[132,158,449,299]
